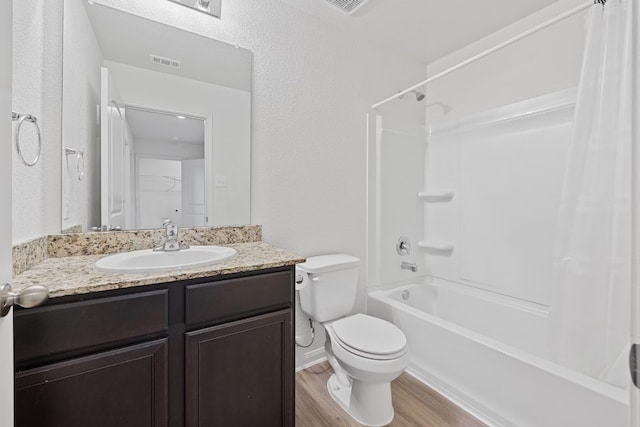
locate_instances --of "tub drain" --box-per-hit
[401,289,410,300]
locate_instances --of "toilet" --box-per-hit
[297,254,410,427]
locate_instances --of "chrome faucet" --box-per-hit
[401,261,417,272]
[154,219,189,252]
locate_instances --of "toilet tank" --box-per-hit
[297,254,360,323]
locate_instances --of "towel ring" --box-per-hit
[12,111,42,167]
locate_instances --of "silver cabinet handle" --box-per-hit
[0,283,49,317]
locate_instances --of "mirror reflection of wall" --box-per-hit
[62,0,251,233]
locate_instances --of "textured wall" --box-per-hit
[12,0,62,244]
[12,0,45,243]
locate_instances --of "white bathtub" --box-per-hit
[368,280,629,427]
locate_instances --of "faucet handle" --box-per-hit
[396,237,411,256]
[165,223,178,238]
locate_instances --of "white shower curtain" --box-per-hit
[549,0,632,388]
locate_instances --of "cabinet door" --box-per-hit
[185,310,293,427]
[15,339,168,427]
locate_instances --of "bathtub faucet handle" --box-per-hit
[397,237,411,256]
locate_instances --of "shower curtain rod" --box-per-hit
[371,0,593,109]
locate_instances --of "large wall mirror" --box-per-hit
[62,0,252,232]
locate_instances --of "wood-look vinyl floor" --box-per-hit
[295,362,487,427]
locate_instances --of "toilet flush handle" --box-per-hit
[295,271,309,291]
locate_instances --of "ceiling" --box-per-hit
[279,0,562,64]
[126,108,205,145]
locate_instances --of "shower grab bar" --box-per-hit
[12,111,42,167]
[65,146,85,181]
[372,0,593,109]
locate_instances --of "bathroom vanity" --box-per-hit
[11,229,303,427]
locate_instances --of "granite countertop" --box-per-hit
[12,242,306,298]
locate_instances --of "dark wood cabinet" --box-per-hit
[185,310,293,427]
[15,339,168,427]
[14,267,295,427]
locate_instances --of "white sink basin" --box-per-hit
[95,245,237,274]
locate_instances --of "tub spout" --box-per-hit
[401,261,417,272]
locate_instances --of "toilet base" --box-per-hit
[327,374,394,427]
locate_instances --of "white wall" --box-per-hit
[12,0,62,243]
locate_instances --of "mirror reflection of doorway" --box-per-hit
[125,107,206,229]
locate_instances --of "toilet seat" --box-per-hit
[330,314,407,360]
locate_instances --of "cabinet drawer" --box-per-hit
[14,289,168,366]
[185,270,293,327]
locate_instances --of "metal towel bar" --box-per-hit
[12,111,41,167]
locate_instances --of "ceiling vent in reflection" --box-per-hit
[149,54,182,70]
[324,0,371,14]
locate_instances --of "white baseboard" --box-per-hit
[295,348,327,372]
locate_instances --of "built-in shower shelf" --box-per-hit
[417,191,454,202]
[418,241,455,253]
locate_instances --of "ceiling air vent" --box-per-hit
[149,54,182,69]
[324,0,371,15]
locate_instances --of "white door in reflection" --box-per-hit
[137,158,182,229]
[135,157,206,229]
[182,159,206,227]
[119,106,206,229]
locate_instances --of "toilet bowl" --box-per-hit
[323,314,410,426]
[297,255,410,426]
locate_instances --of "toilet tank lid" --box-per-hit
[297,254,360,274]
